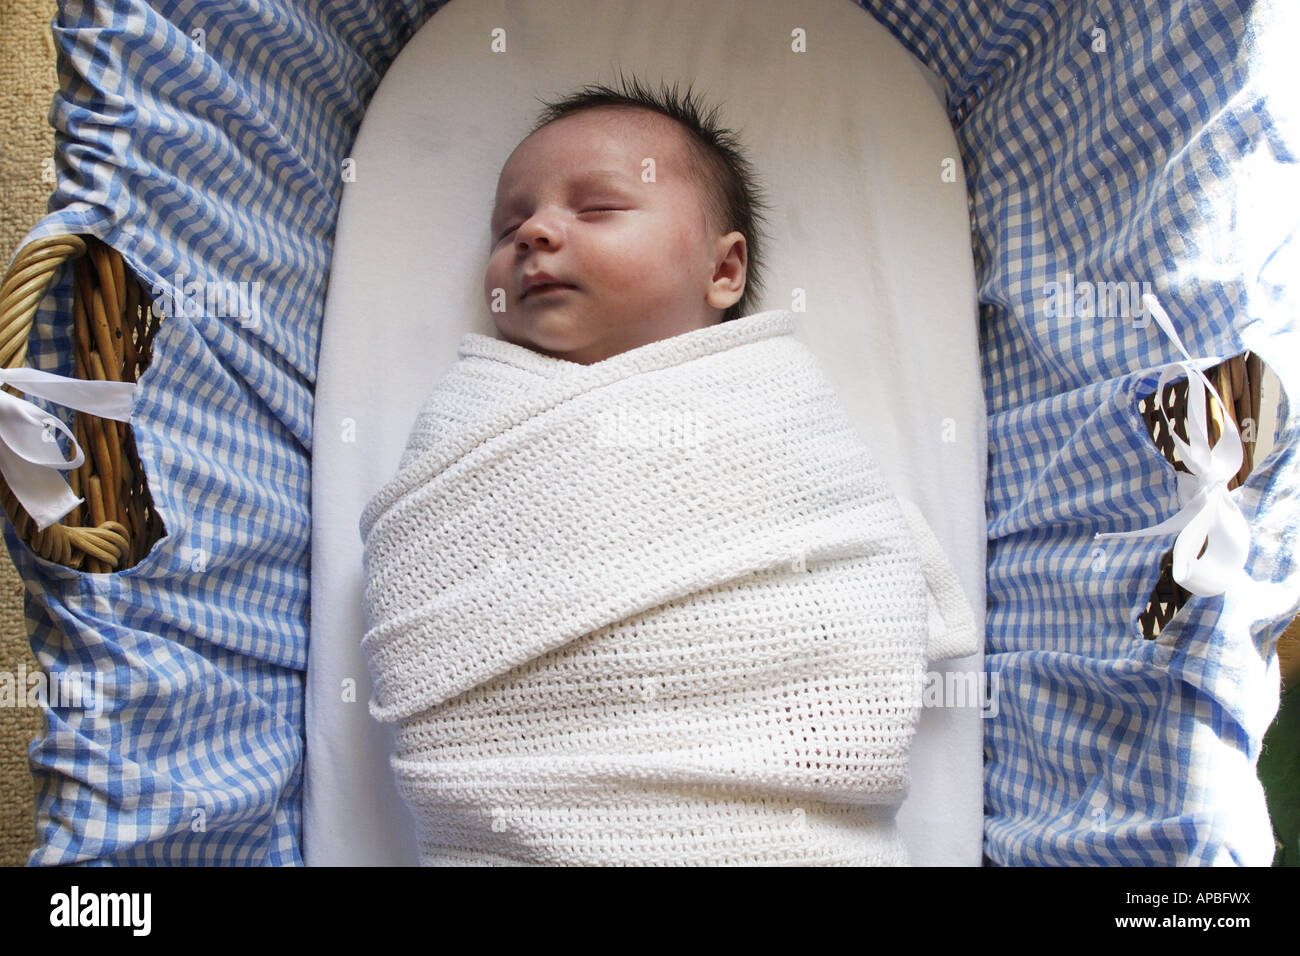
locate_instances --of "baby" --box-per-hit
[483,74,769,363]
[360,75,978,866]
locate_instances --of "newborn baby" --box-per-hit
[484,74,767,363]
[359,76,978,866]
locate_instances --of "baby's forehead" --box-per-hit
[521,107,694,169]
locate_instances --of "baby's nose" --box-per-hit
[516,212,561,250]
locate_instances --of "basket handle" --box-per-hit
[0,234,154,572]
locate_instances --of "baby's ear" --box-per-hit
[706,232,747,310]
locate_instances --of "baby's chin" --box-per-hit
[492,310,601,361]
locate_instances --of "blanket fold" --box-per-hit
[359,309,978,865]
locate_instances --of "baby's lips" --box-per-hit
[521,276,577,298]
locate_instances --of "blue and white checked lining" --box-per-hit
[867,0,1300,864]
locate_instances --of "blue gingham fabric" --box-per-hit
[9,0,448,865]
[864,0,1300,863]
[6,0,1296,864]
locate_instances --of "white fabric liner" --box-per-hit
[308,0,986,865]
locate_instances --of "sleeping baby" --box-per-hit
[483,75,764,361]
[357,75,979,866]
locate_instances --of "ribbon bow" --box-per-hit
[1093,294,1250,597]
[0,366,137,533]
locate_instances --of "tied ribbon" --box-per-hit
[1093,294,1250,597]
[0,367,137,533]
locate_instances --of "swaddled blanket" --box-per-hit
[358,309,977,865]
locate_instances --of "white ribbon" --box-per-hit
[1093,293,1250,597]
[0,366,138,533]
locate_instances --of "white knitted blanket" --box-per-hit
[358,309,978,865]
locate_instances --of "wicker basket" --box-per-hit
[1137,351,1262,638]
[0,234,165,573]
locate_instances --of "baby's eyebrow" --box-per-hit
[570,169,628,189]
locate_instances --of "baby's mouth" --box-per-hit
[522,282,576,299]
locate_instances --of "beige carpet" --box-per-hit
[0,0,59,867]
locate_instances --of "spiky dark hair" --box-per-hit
[527,72,769,323]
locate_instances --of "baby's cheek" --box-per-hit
[483,257,505,304]
[618,258,664,303]
[671,221,709,269]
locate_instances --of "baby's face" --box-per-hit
[484,107,746,365]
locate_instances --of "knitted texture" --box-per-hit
[359,309,977,865]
